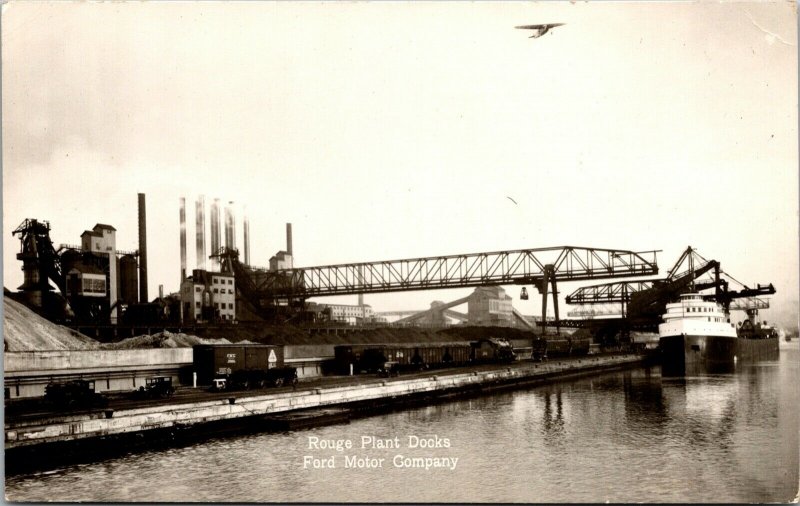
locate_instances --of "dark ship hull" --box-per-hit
[660,334,780,376]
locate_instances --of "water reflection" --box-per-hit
[542,390,566,442]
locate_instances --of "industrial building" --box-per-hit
[11,195,150,326]
[180,269,236,323]
[325,303,376,324]
[467,286,514,326]
[382,286,532,328]
[64,224,144,323]
[179,195,299,323]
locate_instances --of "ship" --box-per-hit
[659,293,779,376]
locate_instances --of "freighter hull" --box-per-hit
[660,334,780,376]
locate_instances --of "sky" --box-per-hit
[3,1,798,327]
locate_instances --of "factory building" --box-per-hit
[63,223,147,324]
[180,269,236,323]
[467,286,514,326]
[57,224,123,323]
[80,224,118,320]
[325,303,375,324]
[269,251,293,270]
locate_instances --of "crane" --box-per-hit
[564,246,775,328]
[212,245,659,324]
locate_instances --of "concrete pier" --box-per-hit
[5,354,642,451]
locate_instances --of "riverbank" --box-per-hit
[6,353,644,474]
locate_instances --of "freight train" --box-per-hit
[333,338,516,375]
[28,337,593,412]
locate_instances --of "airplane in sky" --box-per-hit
[515,23,564,38]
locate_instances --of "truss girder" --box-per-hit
[245,246,658,299]
[730,297,770,311]
[565,255,717,306]
[566,281,656,304]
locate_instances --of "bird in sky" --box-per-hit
[515,23,564,38]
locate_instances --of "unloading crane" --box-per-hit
[213,245,659,323]
[564,246,775,327]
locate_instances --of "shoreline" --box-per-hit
[6,353,646,475]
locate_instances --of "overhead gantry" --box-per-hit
[564,246,776,328]
[213,245,660,324]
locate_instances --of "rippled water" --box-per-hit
[6,342,798,503]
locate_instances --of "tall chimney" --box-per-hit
[229,202,236,251]
[243,206,250,266]
[210,198,220,270]
[286,222,293,256]
[180,197,187,281]
[224,204,233,250]
[138,193,149,303]
[196,195,206,270]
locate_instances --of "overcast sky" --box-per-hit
[3,2,797,326]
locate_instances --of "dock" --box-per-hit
[5,353,643,472]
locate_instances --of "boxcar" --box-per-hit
[193,344,285,386]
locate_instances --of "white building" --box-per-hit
[180,269,236,323]
[326,304,375,324]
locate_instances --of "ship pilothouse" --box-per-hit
[658,293,737,339]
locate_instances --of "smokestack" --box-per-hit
[138,193,149,302]
[286,222,293,256]
[230,203,236,251]
[159,284,164,299]
[196,195,206,270]
[243,207,250,265]
[180,197,187,281]
[224,204,233,250]
[210,198,220,271]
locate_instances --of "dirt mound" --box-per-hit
[102,330,232,349]
[3,296,100,351]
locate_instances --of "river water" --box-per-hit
[6,341,798,503]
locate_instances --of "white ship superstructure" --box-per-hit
[658,293,736,339]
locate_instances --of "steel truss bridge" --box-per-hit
[214,246,659,323]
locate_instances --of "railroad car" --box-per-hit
[334,339,515,374]
[544,337,591,357]
[334,342,474,374]
[193,344,296,390]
